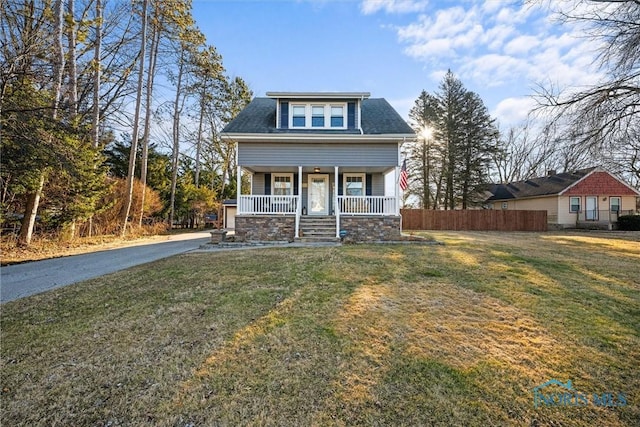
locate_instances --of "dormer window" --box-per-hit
[292,105,306,127]
[312,106,325,127]
[331,106,344,127]
[290,103,347,129]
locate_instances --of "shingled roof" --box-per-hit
[486,168,597,201]
[222,97,414,135]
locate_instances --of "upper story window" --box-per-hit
[290,103,347,129]
[292,106,306,127]
[312,106,325,127]
[331,106,344,127]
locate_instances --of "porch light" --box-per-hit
[314,167,321,173]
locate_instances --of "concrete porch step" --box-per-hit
[295,236,340,243]
[299,215,337,241]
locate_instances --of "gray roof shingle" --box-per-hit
[486,168,596,200]
[222,97,414,135]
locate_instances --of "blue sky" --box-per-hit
[192,0,603,128]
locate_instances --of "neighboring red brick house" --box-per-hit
[487,167,639,229]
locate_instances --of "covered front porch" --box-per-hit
[235,165,402,241]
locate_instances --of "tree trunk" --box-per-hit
[18,0,65,246]
[194,93,205,188]
[138,22,159,227]
[91,0,102,149]
[66,0,78,120]
[121,0,148,237]
[17,174,45,246]
[169,55,185,229]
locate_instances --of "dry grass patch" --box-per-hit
[0,227,178,265]
[1,231,638,426]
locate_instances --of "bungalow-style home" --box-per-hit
[221,91,415,241]
[486,167,640,229]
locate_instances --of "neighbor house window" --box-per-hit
[312,106,325,127]
[292,106,306,127]
[501,202,508,210]
[610,197,621,212]
[344,174,365,196]
[570,197,581,213]
[272,174,293,196]
[331,106,344,127]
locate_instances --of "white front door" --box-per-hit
[308,174,329,215]
[586,196,598,220]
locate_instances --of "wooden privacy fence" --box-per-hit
[400,209,548,231]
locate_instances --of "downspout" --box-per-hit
[358,96,364,134]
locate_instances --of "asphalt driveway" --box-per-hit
[0,231,211,303]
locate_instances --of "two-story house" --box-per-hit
[221,91,415,242]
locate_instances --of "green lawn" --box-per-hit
[1,231,638,426]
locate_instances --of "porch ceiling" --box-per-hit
[242,165,395,174]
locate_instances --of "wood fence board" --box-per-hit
[400,209,547,231]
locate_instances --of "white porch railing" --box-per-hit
[337,196,397,215]
[239,195,298,214]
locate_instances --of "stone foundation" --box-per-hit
[236,215,295,242]
[339,215,401,242]
[236,215,402,243]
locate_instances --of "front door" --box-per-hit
[586,196,598,220]
[308,174,329,215]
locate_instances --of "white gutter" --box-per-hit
[266,91,371,99]
[222,133,416,142]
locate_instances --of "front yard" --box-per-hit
[1,231,638,426]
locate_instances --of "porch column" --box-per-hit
[335,166,340,238]
[237,165,242,214]
[395,165,400,215]
[295,166,302,238]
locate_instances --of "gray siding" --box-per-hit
[239,143,398,167]
[252,173,265,195]
[372,174,384,195]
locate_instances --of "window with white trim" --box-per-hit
[344,174,365,196]
[610,196,621,212]
[331,105,344,127]
[272,173,293,196]
[292,106,306,127]
[290,103,347,129]
[312,105,324,127]
[569,197,581,213]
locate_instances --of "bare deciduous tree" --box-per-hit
[535,0,639,163]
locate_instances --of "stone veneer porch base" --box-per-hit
[235,215,402,243]
[339,215,402,242]
[235,215,296,242]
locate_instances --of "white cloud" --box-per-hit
[386,0,605,122]
[403,38,454,59]
[503,35,540,56]
[483,24,516,51]
[461,54,530,88]
[360,0,428,15]
[493,97,537,127]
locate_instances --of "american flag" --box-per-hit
[399,159,408,191]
